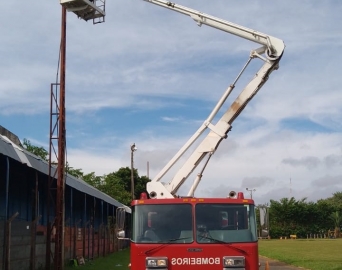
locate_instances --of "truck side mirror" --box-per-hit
[116,207,129,240]
[116,207,126,231]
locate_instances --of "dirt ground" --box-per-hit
[259,256,309,270]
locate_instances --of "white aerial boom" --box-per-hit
[61,0,285,199]
[145,0,285,199]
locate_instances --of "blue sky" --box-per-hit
[1,0,341,205]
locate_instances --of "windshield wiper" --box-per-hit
[144,237,192,255]
[197,235,248,255]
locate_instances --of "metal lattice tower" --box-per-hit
[47,2,106,269]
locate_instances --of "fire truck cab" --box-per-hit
[129,195,258,269]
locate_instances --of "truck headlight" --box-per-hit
[223,256,245,268]
[146,257,168,268]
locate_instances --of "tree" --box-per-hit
[83,172,103,188]
[101,173,132,206]
[81,167,151,206]
[319,192,342,211]
[108,167,150,200]
[315,200,335,232]
[134,175,150,199]
[22,138,48,161]
[112,167,133,191]
[66,161,84,178]
[268,197,334,238]
[329,211,342,238]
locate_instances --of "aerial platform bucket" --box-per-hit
[60,0,105,23]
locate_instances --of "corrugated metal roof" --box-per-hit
[0,134,131,213]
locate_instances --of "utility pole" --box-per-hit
[246,188,256,199]
[130,143,137,200]
[54,5,67,270]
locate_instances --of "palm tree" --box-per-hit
[329,211,342,238]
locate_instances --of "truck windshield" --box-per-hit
[132,204,193,243]
[132,203,257,244]
[195,203,257,243]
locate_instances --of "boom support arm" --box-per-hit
[145,0,285,199]
[144,0,284,60]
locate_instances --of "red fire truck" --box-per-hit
[116,0,285,269]
[57,0,284,268]
[124,194,259,269]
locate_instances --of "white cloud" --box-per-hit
[161,117,181,122]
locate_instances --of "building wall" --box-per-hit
[0,154,130,269]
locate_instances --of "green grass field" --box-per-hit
[65,249,130,270]
[259,238,342,270]
[66,239,342,270]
